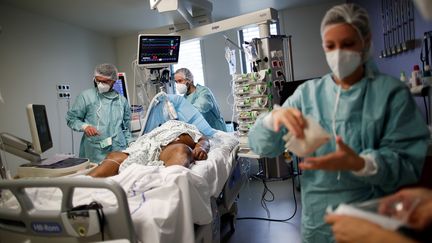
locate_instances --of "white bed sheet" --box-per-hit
[2,131,239,243]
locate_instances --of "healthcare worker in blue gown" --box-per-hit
[174,68,227,132]
[66,63,132,163]
[248,4,429,243]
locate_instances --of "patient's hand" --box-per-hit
[175,134,196,148]
[193,137,210,160]
[193,146,208,160]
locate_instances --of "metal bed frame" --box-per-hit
[0,178,135,242]
[0,146,246,243]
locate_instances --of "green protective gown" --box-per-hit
[184,84,227,132]
[248,63,429,243]
[66,88,132,163]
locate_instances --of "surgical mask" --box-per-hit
[325,49,362,80]
[97,82,111,93]
[176,83,188,95]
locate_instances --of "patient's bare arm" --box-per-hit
[88,134,211,177]
[159,143,194,167]
[88,151,128,178]
[168,134,210,161]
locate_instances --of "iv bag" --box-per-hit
[243,43,258,63]
[225,46,237,75]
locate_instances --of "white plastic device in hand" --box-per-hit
[283,116,330,157]
[326,202,405,231]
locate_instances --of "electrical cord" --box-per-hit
[92,202,105,241]
[260,175,275,218]
[228,73,238,126]
[96,95,102,130]
[237,174,297,222]
[423,96,429,125]
[0,134,10,179]
[131,59,152,109]
[70,201,105,241]
[67,100,74,155]
[237,156,299,222]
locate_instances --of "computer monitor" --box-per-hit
[26,104,53,154]
[113,72,129,102]
[137,35,181,67]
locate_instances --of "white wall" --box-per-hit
[201,29,240,122]
[113,1,344,121]
[202,1,344,119]
[114,34,137,103]
[0,4,116,175]
[279,0,344,80]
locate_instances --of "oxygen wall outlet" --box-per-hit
[57,84,70,91]
[57,84,71,99]
[58,92,71,99]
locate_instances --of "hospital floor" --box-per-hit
[221,161,302,243]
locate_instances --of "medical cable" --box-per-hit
[0,135,11,179]
[237,157,299,222]
[67,99,75,155]
[247,174,274,218]
[256,175,275,218]
[423,96,429,125]
[228,74,238,126]
[132,59,137,108]
[237,174,297,222]
[131,59,144,130]
[70,201,105,241]
[225,41,238,125]
[96,94,102,130]
[132,59,151,110]
[94,203,105,241]
[332,84,342,180]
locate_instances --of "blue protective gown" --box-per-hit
[66,88,132,163]
[141,93,216,137]
[248,63,429,243]
[184,84,227,132]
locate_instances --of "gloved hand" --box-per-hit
[271,107,306,138]
[300,136,365,171]
[379,188,432,230]
[325,215,416,243]
[84,126,100,136]
[283,116,330,157]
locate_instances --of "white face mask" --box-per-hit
[97,82,111,93]
[325,49,362,81]
[176,83,188,95]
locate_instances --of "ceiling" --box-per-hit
[0,0,335,37]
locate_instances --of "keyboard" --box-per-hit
[17,158,90,178]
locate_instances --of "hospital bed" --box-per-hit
[0,92,246,243]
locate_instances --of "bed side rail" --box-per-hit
[221,145,246,210]
[0,178,136,242]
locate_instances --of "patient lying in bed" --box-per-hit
[88,120,210,178]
